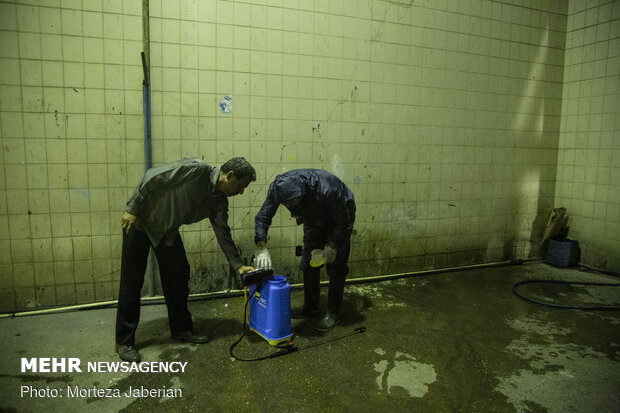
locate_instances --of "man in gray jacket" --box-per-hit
[116,157,255,362]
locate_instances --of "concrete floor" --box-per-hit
[0,261,619,413]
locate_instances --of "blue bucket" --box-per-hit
[548,236,580,267]
[249,275,293,345]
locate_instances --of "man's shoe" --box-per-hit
[116,344,141,362]
[291,306,320,319]
[171,331,210,344]
[315,312,340,332]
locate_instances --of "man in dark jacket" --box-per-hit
[116,157,256,362]
[254,169,355,331]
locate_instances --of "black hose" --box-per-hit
[512,279,620,310]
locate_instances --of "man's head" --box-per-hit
[218,157,256,196]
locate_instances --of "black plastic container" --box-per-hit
[548,236,580,267]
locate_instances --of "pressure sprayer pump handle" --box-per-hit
[240,268,274,286]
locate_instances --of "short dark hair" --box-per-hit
[222,157,256,181]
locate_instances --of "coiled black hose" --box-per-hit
[513,278,620,310]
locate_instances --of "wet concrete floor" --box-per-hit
[0,261,619,412]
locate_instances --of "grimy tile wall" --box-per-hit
[556,0,620,271]
[1,0,143,309]
[1,0,614,312]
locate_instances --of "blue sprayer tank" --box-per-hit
[249,275,293,345]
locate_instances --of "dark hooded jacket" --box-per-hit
[255,169,355,245]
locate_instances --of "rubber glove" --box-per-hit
[255,248,272,269]
[323,245,337,264]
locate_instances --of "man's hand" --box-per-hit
[254,247,272,269]
[121,212,138,234]
[237,265,255,275]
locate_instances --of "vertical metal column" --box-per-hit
[142,0,156,297]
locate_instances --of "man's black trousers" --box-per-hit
[116,229,192,346]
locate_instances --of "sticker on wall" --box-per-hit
[219,95,232,114]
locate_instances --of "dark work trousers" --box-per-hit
[116,228,192,346]
[299,213,354,315]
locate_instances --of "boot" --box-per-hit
[291,268,320,318]
[315,275,345,332]
[116,344,141,362]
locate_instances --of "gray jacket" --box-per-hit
[125,158,243,270]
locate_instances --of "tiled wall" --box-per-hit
[556,0,620,270]
[148,0,567,283]
[1,0,575,311]
[0,0,143,310]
